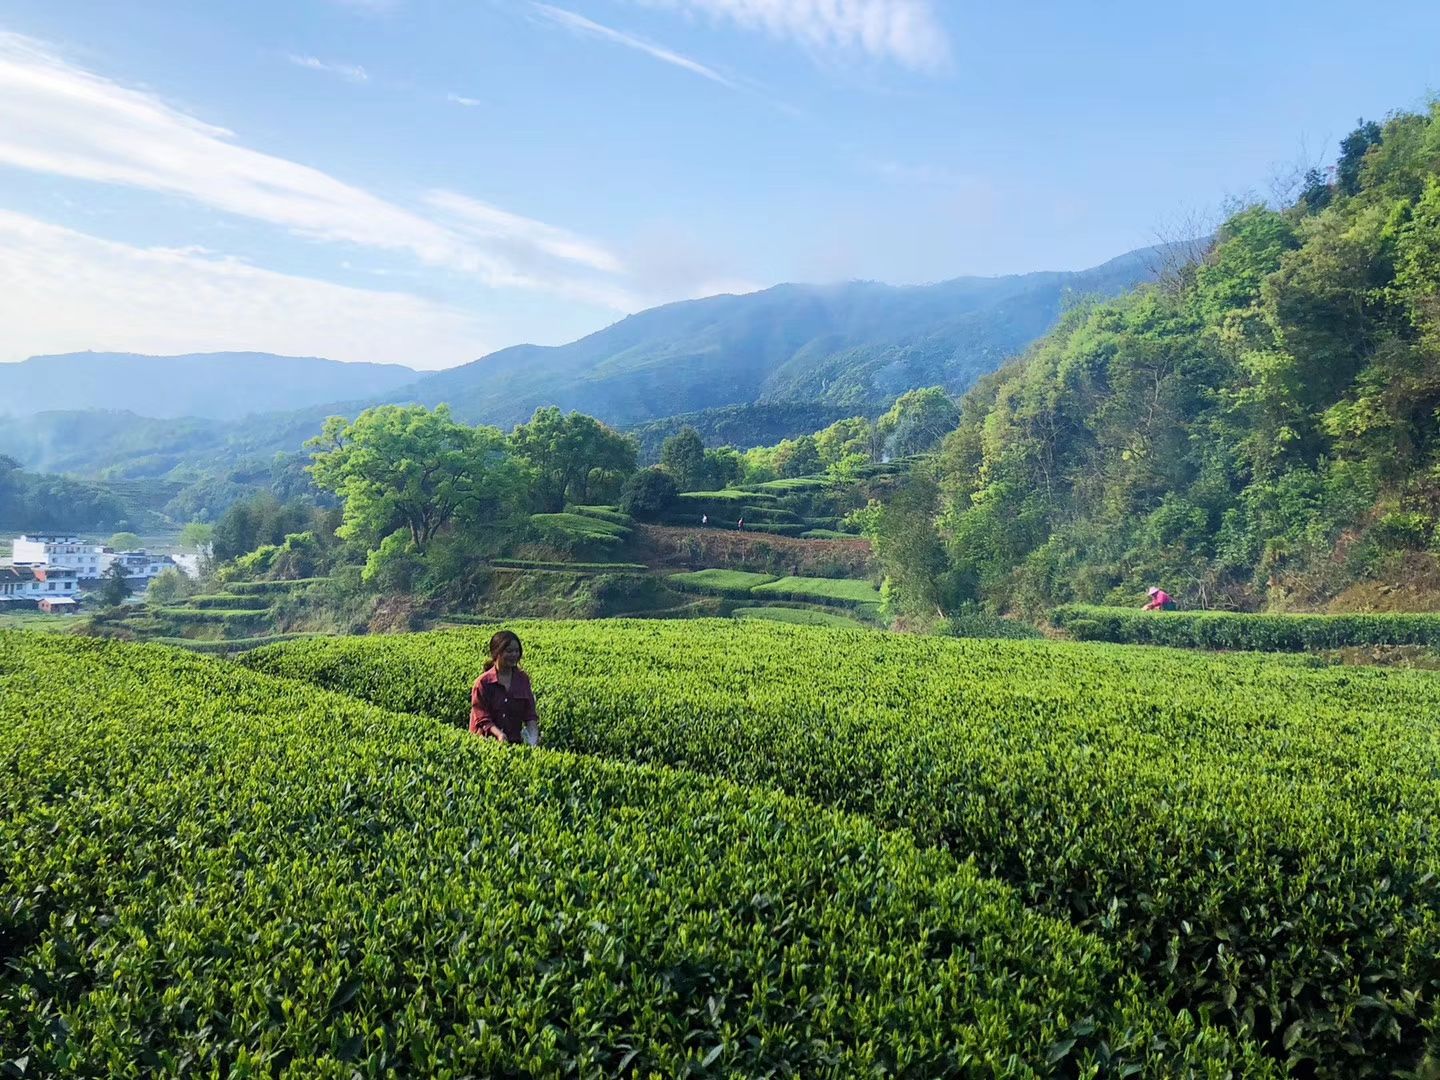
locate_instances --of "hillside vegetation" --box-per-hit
[873,105,1440,619]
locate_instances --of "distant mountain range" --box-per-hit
[0,242,1178,480]
[391,242,1178,428]
[0,352,418,421]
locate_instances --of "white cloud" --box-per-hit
[427,190,623,275]
[531,3,738,88]
[446,92,482,107]
[287,54,369,83]
[635,0,949,71]
[0,32,626,307]
[0,211,486,369]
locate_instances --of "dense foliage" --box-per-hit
[248,620,1440,1073]
[1052,603,1440,649]
[0,632,1263,1076]
[921,104,1440,615]
[0,455,134,530]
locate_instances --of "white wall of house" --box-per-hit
[12,535,114,577]
[0,568,82,600]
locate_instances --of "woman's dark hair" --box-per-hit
[484,630,523,671]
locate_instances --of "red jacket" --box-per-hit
[470,667,538,742]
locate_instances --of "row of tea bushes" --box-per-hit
[246,620,1440,1073]
[1052,603,1440,650]
[0,632,1260,1076]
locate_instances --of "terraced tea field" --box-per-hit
[247,621,1440,1074]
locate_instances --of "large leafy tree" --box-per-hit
[510,406,637,509]
[308,405,517,557]
[658,427,708,491]
[876,387,961,459]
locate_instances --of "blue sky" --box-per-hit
[0,0,1436,369]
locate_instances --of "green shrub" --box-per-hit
[751,575,882,609]
[667,569,777,596]
[567,505,634,527]
[733,606,869,629]
[227,578,330,595]
[938,606,1044,640]
[528,512,631,553]
[184,593,271,610]
[1051,604,1440,650]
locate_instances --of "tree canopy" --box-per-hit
[308,405,519,564]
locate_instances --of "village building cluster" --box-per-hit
[1,534,196,613]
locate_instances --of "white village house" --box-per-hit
[0,564,82,605]
[10,534,181,588]
[11,535,111,577]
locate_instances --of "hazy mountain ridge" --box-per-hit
[0,352,418,421]
[0,243,1173,488]
[389,243,1174,427]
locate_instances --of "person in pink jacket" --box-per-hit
[470,630,540,745]
[1141,586,1176,611]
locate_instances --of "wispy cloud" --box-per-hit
[287,54,369,83]
[635,0,950,72]
[0,32,629,308]
[446,92,481,107]
[0,211,487,368]
[427,191,623,275]
[867,160,961,184]
[531,3,738,89]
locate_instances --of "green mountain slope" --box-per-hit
[924,105,1440,614]
[391,244,1173,427]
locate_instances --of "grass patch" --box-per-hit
[733,606,868,629]
[667,569,778,597]
[751,575,882,608]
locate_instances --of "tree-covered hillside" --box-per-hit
[908,104,1440,615]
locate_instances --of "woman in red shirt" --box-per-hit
[470,630,540,745]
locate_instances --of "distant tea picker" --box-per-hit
[1141,586,1176,611]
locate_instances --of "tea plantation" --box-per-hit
[246,620,1440,1075]
[15,622,1440,1075]
[0,632,1266,1076]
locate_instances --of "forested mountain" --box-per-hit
[387,244,1174,428]
[0,352,417,420]
[893,104,1440,616]
[0,245,1169,509]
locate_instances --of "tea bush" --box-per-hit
[0,632,1258,1076]
[1053,603,1440,650]
[248,620,1440,1073]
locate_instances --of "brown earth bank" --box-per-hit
[636,524,873,578]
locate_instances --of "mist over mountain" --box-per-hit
[0,352,418,421]
[390,243,1176,428]
[0,242,1175,486]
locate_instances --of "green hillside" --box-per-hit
[389,245,1171,429]
[888,104,1440,616]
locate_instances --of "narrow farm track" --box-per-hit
[0,632,1264,1076]
[245,620,1440,1075]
